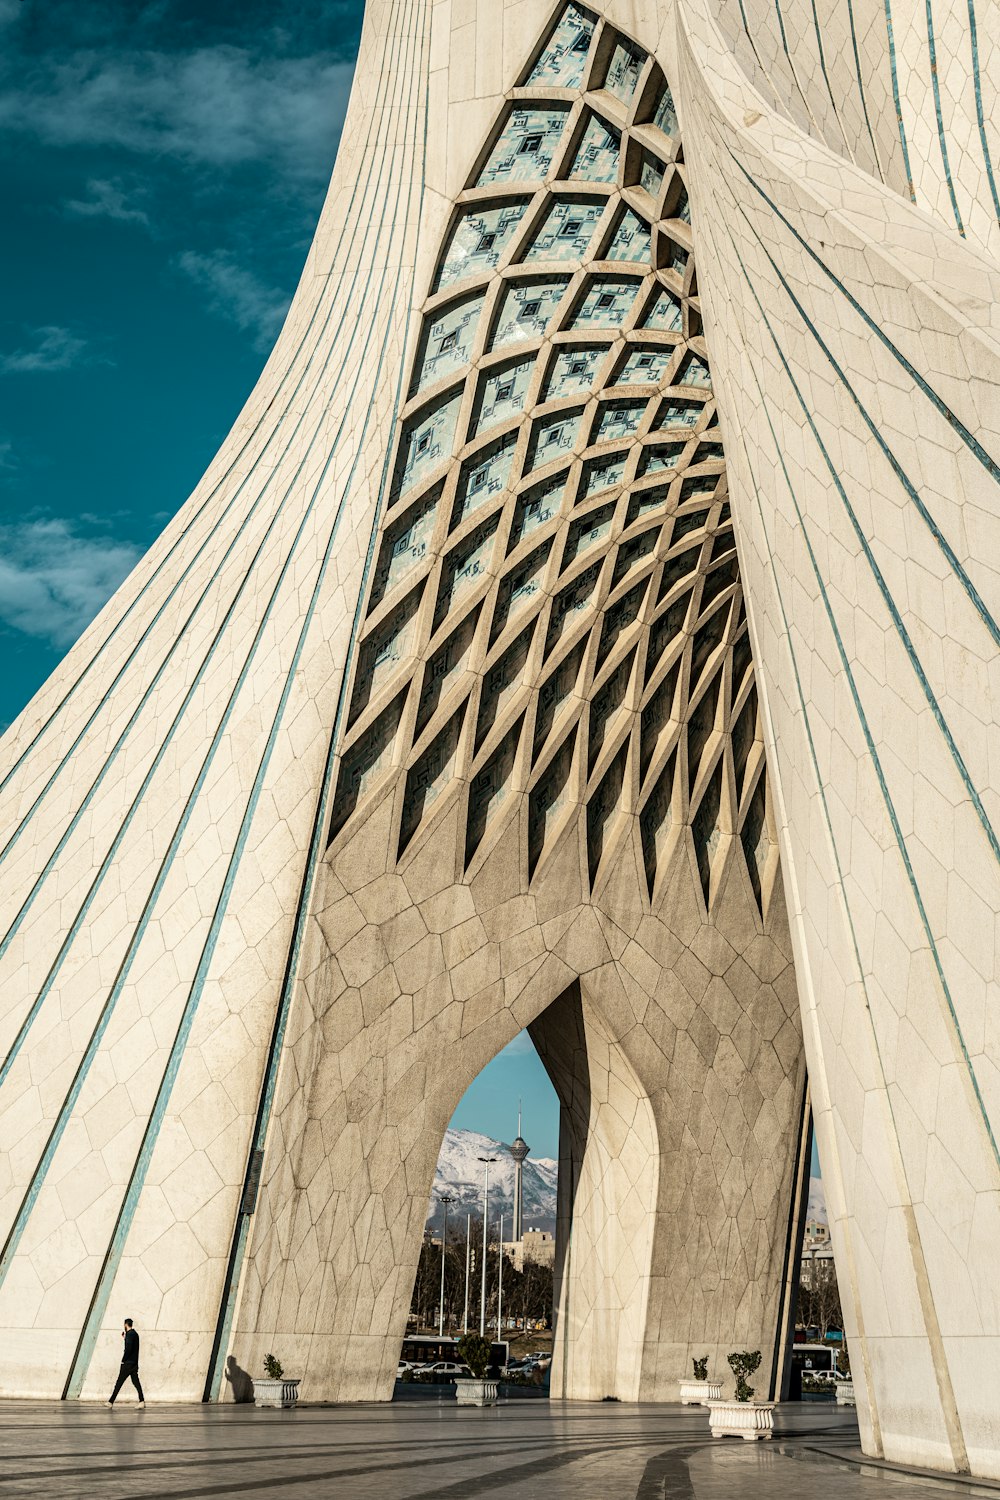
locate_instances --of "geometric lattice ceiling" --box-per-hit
[330,2,775,916]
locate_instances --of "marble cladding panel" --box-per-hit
[675,0,1000,1474]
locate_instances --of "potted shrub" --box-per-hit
[679,1355,722,1406]
[455,1333,499,1407]
[707,1350,775,1440]
[835,1347,855,1406]
[251,1353,301,1410]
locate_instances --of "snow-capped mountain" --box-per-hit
[428,1128,558,1235]
[428,1132,827,1238]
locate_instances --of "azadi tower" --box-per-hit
[2,0,1000,1478]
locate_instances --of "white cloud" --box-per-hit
[501,1032,538,1058]
[177,249,289,351]
[0,46,354,178]
[0,517,143,646]
[0,325,91,374]
[64,176,150,225]
[808,1175,827,1223]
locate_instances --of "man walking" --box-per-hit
[107,1318,145,1408]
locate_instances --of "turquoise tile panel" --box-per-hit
[565,502,615,564]
[477,106,571,186]
[639,152,666,201]
[614,347,673,384]
[526,3,595,87]
[523,198,604,261]
[604,38,646,103]
[653,85,678,137]
[527,408,585,470]
[580,451,629,495]
[605,209,651,263]
[455,433,519,525]
[593,398,647,443]
[414,295,484,392]
[437,201,530,288]
[679,354,712,389]
[642,287,683,331]
[570,114,621,183]
[570,276,641,328]
[546,344,608,398]
[396,391,463,499]
[640,441,686,474]
[655,396,704,431]
[371,490,440,606]
[491,278,570,350]
[473,358,535,435]
[511,474,567,546]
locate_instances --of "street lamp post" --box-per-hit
[463,1213,471,1332]
[497,1212,504,1339]
[478,1156,496,1338]
[438,1195,454,1339]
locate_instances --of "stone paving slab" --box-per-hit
[0,1401,991,1499]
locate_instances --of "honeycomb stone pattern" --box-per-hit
[330,11,776,919]
[233,3,806,1413]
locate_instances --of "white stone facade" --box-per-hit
[0,0,998,1482]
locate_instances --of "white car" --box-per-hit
[397,1361,414,1376]
[425,1361,470,1377]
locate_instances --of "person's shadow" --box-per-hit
[224,1354,254,1403]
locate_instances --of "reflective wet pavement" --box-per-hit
[0,1400,997,1498]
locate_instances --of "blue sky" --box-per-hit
[0,0,563,1155]
[0,0,363,730]
[451,1033,560,1158]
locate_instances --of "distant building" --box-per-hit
[799,1243,836,1289]
[803,1217,831,1250]
[503,1228,555,1273]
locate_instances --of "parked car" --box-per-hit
[424,1361,470,1378]
[396,1361,414,1377]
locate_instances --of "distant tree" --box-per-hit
[408,1223,554,1332]
[796,1256,842,1339]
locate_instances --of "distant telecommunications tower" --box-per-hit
[508,1106,530,1243]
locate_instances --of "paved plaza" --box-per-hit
[0,1401,997,1499]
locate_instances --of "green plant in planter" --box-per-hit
[727,1349,762,1402]
[263,1353,284,1380]
[456,1332,492,1379]
[692,1356,709,1381]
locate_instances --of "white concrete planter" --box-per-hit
[679,1380,722,1405]
[707,1400,775,1440]
[455,1378,499,1407]
[252,1377,301,1409]
[836,1380,856,1406]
